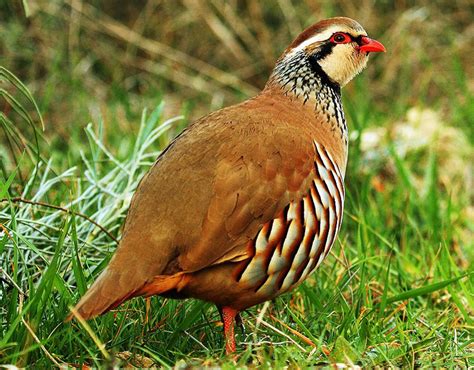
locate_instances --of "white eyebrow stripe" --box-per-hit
[291,25,366,52]
[291,26,342,51]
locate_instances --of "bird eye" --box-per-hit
[330,33,351,44]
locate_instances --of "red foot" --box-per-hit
[220,306,239,354]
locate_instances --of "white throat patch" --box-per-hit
[318,44,369,86]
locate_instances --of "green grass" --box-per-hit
[1,65,472,367]
[1,1,473,367]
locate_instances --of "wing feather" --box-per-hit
[71,96,337,319]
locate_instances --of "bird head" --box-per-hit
[270,17,385,92]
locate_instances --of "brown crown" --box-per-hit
[287,17,366,50]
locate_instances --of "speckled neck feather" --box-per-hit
[267,50,348,145]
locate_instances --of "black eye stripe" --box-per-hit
[353,35,364,45]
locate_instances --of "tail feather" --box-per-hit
[136,273,189,298]
[66,269,129,321]
[66,269,188,322]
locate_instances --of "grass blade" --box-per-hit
[386,273,472,304]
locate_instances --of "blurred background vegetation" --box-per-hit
[1,0,472,149]
[0,0,473,367]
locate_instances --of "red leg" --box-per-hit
[219,306,239,354]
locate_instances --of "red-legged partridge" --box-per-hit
[70,17,385,353]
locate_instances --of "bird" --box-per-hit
[68,17,385,354]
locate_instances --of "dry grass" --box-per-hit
[2,0,472,122]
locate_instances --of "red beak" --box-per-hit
[358,36,386,53]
